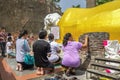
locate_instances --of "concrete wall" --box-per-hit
[0,0,62,33]
[79,32,109,56]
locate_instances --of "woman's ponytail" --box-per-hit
[18,30,28,39]
[62,33,72,47]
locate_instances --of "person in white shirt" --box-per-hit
[16,30,34,71]
[48,33,61,64]
[6,37,15,58]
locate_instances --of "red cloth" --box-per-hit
[105,69,111,73]
[103,40,108,47]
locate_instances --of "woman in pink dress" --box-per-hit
[62,33,88,76]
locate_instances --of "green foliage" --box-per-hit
[52,0,60,2]
[96,0,113,5]
[72,4,80,8]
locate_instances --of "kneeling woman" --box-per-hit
[16,30,34,71]
[62,33,88,76]
[33,30,54,75]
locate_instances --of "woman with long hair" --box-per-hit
[62,33,88,76]
[16,30,33,71]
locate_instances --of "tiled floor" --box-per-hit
[0,57,63,80]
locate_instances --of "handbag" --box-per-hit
[24,53,34,65]
[23,40,34,65]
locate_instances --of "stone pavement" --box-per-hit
[0,47,92,80]
[4,57,91,80]
[29,70,87,80]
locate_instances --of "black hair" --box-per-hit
[39,29,47,39]
[8,33,12,36]
[62,33,72,46]
[48,33,54,42]
[18,30,28,39]
[8,37,12,41]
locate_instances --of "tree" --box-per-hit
[72,4,80,8]
[96,0,113,5]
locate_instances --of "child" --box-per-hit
[48,33,61,64]
[6,37,15,58]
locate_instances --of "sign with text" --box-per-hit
[51,26,60,39]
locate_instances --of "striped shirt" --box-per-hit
[0,32,7,42]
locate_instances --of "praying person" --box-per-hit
[33,30,54,75]
[62,33,88,76]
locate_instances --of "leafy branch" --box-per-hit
[96,0,113,5]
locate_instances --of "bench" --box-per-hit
[86,57,120,80]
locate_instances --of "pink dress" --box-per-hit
[62,41,82,68]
